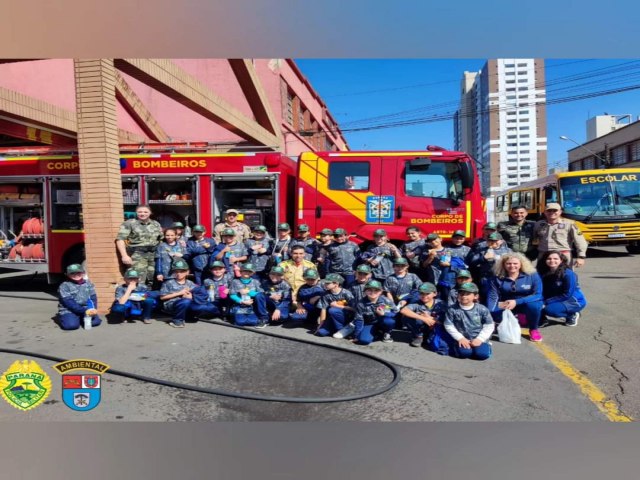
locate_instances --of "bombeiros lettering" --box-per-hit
[131,159,207,169]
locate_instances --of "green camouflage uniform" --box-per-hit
[116,218,164,284]
[213,222,252,242]
[498,219,537,260]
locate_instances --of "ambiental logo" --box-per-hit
[53,359,110,412]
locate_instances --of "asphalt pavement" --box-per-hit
[0,248,636,421]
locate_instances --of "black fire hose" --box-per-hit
[0,308,401,403]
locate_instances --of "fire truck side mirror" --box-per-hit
[459,161,474,190]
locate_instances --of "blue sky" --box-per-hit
[296,59,640,172]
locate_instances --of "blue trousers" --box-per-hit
[111,299,155,320]
[255,294,290,321]
[316,307,350,336]
[544,296,587,319]
[164,298,197,325]
[356,315,396,345]
[403,315,426,338]
[289,302,319,323]
[190,302,223,318]
[451,341,492,360]
[492,300,543,330]
[232,309,260,326]
[58,313,102,330]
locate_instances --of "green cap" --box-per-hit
[221,228,236,236]
[124,269,140,279]
[277,223,290,230]
[303,268,319,279]
[323,273,344,285]
[393,257,409,266]
[418,282,437,294]
[269,266,285,275]
[487,232,503,241]
[171,259,189,271]
[319,228,333,235]
[356,264,372,274]
[210,261,225,268]
[484,222,498,230]
[192,224,206,232]
[373,228,387,237]
[240,263,256,272]
[458,282,479,293]
[297,224,309,232]
[426,233,440,241]
[364,280,383,290]
[452,230,466,237]
[252,225,267,233]
[66,264,85,275]
[333,228,347,236]
[456,269,472,279]
[171,222,185,229]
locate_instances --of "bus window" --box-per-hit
[522,191,533,210]
[509,191,520,206]
[405,161,462,199]
[328,162,370,190]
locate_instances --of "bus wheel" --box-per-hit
[626,244,640,255]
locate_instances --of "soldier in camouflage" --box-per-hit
[116,205,164,285]
[498,204,537,260]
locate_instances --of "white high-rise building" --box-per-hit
[454,59,547,196]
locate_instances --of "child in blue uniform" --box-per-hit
[56,264,102,330]
[159,259,197,328]
[197,260,232,319]
[184,225,217,285]
[400,282,446,348]
[154,228,186,284]
[256,266,292,324]
[290,268,325,324]
[244,225,273,279]
[111,268,155,324]
[444,282,494,360]
[315,274,355,337]
[229,263,265,328]
[351,280,397,345]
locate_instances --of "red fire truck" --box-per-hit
[0,144,484,280]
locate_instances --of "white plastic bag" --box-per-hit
[497,309,522,344]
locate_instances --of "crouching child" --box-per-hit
[315,274,355,337]
[56,264,102,330]
[159,259,197,328]
[229,263,265,328]
[111,268,155,324]
[351,280,397,344]
[256,266,292,324]
[443,282,494,360]
[289,268,325,325]
[400,282,446,348]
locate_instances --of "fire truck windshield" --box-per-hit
[560,174,640,220]
[405,161,463,200]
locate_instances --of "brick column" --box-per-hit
[74,59,123,311]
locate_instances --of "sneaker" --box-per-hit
[529,329,543,342]
[382,332,394,343]
[333,323,355,339]
[169,322,185,328]
[254,321,267,329]
[143,318,153,324]
[566,312,580,327]
[538,316,550,328]
[410,336,423,348]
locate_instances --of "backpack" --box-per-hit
[425,323,450,356]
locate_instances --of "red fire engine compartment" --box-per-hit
[0,144,485,278]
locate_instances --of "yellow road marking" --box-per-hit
[532,340,633,422]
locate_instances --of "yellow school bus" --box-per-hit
[492,168,640,254]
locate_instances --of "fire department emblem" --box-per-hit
[53,359,110,412]
[0,360,52,411]
[366,195,395,223]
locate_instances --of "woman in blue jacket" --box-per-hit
[487,252,544,342]
[537,251,587,327]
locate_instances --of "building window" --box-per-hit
[519,126,529,130]
[518,86,529,91]
[521,142,530,146]
[506,88,516,92]
[517,63,528,67]
[520,134,530,138]
[505,63,515,68]
[521,150,530,154]
[611,146,627,165]
[284,89,294,126]
[328,162,370,190]
[521,165,530,170]
[631,140,640,162]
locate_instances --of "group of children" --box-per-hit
[57,223,510,361]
